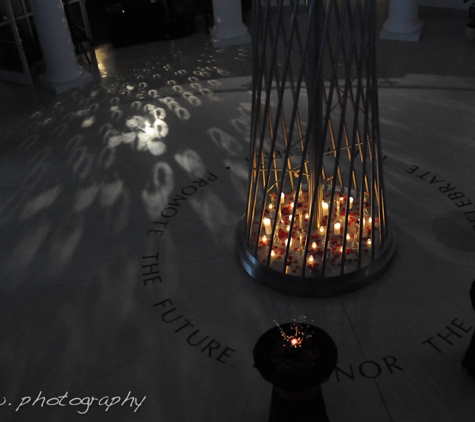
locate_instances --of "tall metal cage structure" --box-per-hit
[237,0,396,296]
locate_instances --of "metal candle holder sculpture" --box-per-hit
[238,0,396,296]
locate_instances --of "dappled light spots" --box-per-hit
[152,119,169,138]
[73,182,100,213]
[7,222,50,273]
[88,103,100,112]
[110,107,123,121]
[0,41,253,290]
[142,162,175,219]
[175,107,191,120]
[104,109,170,155]
[22,149,53,188]
[137,131,153,148]
[48,216,84,275]
[159,97,190,121]
[125,115,149,130]
[100,178,124,208]
[104,129,121,147]
[208,127,242,156]
[20,185,62,222]
[18,133,39,150]
[69,146,93,179]
[174,149,206,178]
[147,141,167,156]
[182,91,202,107]
[199,88,218,102]
[188,191,237,248]
[193,70,210,78]
[98,146,116,169]
[238,102,252,116]
[66,134,84,150]
[150,106,166,120]
[231,103,252,135]
[231,118,250,135]
[216,68,230,76]
[76,109,88,117]
[81,116,96,128]
[51,123,68,137]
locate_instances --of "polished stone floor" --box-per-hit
[0,4,475,422]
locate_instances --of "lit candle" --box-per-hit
[363,216,372,230]
[367,238,372,247]
[334,221,341,235]
[322,201,329,216]
[271,250,276,258]
[280,192,285,204]
[264,217,272,235]
[349,197,354,210]
[299,230,306,250]
[305,212,309,220]
[307,255,314,264]
[311,241,317,249]
[346,233,351,242]
[262,235,268,243]
[319,226,325,234]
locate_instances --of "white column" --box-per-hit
[210,0,251,47]
[380,0,424,42]
[30,0,92,94]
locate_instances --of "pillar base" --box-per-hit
[237,219,397,298]
[380,21,424,41]
[211,29,251,47]
[42,69,92,94]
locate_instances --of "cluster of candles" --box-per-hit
[254,188,377,274]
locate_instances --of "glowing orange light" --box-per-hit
[290,338,299,346]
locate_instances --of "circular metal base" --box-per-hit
[237,221,397,297]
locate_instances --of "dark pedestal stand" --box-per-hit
[253,323,338,422]
[462,280,475,378]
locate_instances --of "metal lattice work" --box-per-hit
[237,0,396,297]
